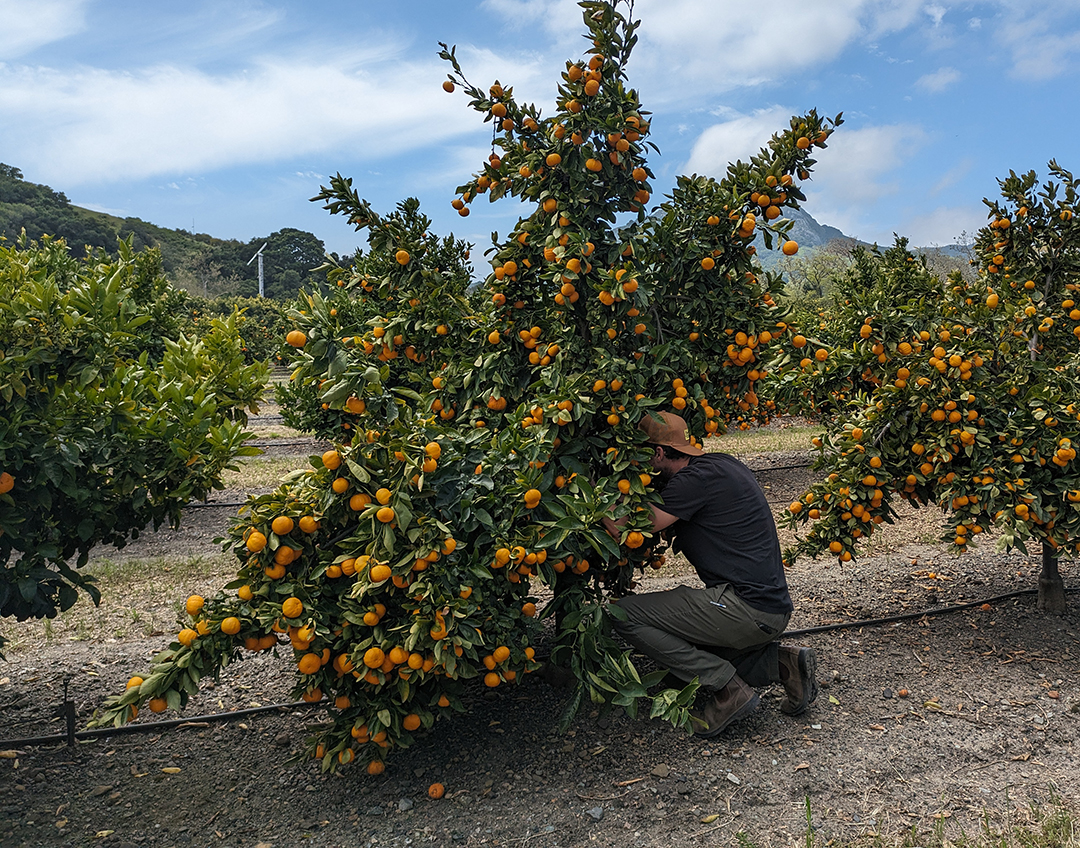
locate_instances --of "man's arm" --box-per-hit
[602,503,680,539]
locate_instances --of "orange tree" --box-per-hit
[771,237,949,418]
[92,0,841,771]
[0,235,266,651]
[783,163,1080,613]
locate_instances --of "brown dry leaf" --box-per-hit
[701,814,720,824]
[0,750,20,759]
[794,763,810,771]
[95,832,115,839]
[162,767,181,774]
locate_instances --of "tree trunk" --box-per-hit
[1037,542,1067,614]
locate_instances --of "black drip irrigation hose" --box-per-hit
[5,584,1075,751]
[0,698,327,750]
[784,585,1079,638]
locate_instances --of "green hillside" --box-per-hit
[0,164,334,300]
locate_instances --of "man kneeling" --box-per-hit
[603,412,817,737]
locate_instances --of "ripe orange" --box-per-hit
[484,672,501,688]
[220,616,241,635]
[282,597,304,619]
[148,697,168,713]
[523,488,542,508]
[625,531,645,549]
[522,602,537,617]
[246,531,267,553]
[363,647,386,669]
[782,240,799,256]
[395,249,410,265]
[428,782,446,799]
[0,472,13,494]
[376,506,395,524]
[178,628,198,646]
[369,564,392,582]
[126,676,144,689]
[185,595,204,617]
[237,585,253,601]
[286,330,307,348]
[271,516,294,536]
[403,714,422,731]
[367,760,385,775]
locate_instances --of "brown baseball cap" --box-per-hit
[639,411,704,456]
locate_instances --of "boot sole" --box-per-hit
[693,692,760,738]
[781,648,818,716]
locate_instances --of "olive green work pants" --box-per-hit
[612,583,791,692]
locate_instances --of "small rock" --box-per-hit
[398,798,414,812]
[726,773,741,785]
[275,733,290,747]
[882,688,893,699]
[366,806,385,816]
[90,785,112,797]
[587,806,604,821]
[650,764,670,778]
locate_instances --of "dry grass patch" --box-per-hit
[0,553,237,651]
[710,421,820,456]
[223,455,311,490]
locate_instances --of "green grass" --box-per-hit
[710,422,820,456]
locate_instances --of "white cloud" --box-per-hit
[480,0,928,105]
[0,45,547,187]
[631,0,863,101]
[0,0,88,59]
[993,6,1080,80]
[930,158,973,195]
[808,123,927,204]
[915,66,961,92]
[895,204,986,247]
[682,106,794,177]
[480,0,582,39]
[793,123,926,241]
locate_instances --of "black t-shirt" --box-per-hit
[658,453,793,615]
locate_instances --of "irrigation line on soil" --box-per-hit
[784,585,1078,638]
[4,585,1074,751]
[0,698,328,750]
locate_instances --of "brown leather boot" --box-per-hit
[689,675,759,738]
[778,645,818,716]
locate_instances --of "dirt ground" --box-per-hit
[1,433,1078,848]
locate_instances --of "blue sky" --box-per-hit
[3,0,1080,258]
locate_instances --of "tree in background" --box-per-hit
[0,235,268,651]
[91,0,840,771]
[783,163,1080,613]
